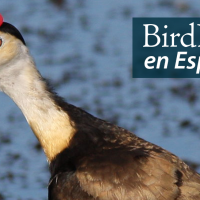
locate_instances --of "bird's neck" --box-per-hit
[0,50,76,162]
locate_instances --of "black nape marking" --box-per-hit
[175,169,183,187]
[0,22,26,45]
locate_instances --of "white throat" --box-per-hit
[0,45,76,162]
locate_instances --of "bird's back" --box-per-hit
[48,103,200,200]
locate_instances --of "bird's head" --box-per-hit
[0,14,26,68]
[0,14,37,96]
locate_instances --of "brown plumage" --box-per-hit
[47,102,200,200]
[0,18,200,200]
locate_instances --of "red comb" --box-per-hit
[0,14,3,26]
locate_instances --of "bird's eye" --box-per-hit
[0,38,2,47]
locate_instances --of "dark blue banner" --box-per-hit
[133,18,200,78]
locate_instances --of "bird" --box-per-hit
[0,14,200,200]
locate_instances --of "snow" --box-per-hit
[0,0,200,199]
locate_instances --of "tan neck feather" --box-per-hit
[28,106,76,162]
[20,78,76,162]
[1,53,76,162]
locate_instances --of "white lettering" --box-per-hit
[170,33,180,47]
[175,52,187,69]
[143,24,160,47]
[180,23,196,47]
[187,56,196,69]
[144,56,156,69]
[156,56,169,69]
[196,57,200,74]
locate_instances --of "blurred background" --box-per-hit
[0,0,200,199]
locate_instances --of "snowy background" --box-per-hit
[0,0,200,199]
